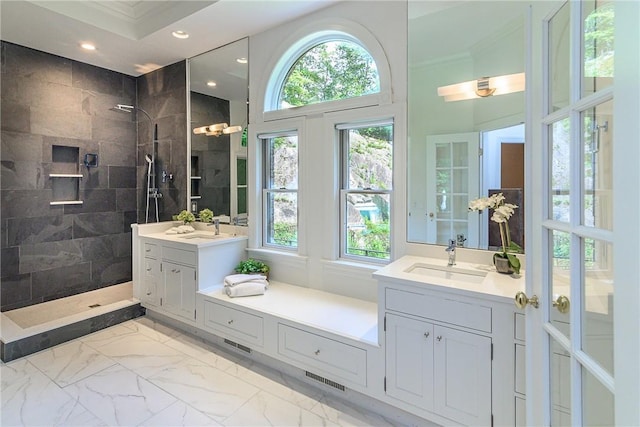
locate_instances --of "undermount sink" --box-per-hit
[404,263,487,284]
[178,232,231,240]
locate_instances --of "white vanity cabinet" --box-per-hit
[383,290,492,426]
[141,242,161,307]
[161,248,197,321]
[374,255,525,427]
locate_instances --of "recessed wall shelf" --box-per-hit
[190,195,202,200]
[50,145,83,205]
[50,200,84,206]
[49,174,83,178]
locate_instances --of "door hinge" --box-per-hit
[194,309,197,319]
[194,271,197,280]
[160,263,163,272]
[384,315,386,332]
[491,343,494,361]
[479,147,484,157]
[160,297,163,306]
[384,376,386,392]
[491,414,494,427]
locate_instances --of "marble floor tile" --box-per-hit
[148,357,260,421]
[64,364,177,427]
[81,322,140,347]
[310,395,402,427]
[225,359,323,411]
[124,316,183,342]
[1,359,90,426]
[27,340,116,387]
[83,329,188,378]
[222,390,332,427]
[163,333,236,371]
[139,400,223,426]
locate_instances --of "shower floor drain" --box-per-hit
[88,304,101,308]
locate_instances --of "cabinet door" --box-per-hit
[385,313,434,411]
[142,257,161,306]
[163,261,196,321]
[433,325,492,426]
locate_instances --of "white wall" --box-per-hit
[246,1,407,302]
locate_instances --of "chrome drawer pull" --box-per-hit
[424,332,430,339]
[228,319,234,325]
[314,349,320,355]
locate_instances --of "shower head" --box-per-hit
[144,154,153,164]
[113,104,135,113]
[111,104,153,122]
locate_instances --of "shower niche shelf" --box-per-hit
[49,145,83,206]
[190,155,201,200]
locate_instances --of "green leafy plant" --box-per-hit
[174,210,195,224]
[199,208,214,224]
[234,258,269,275]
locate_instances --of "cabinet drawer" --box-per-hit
[386,288,492,333]
[143,242,159,258]
[278,324,367,386]
[203,300,263,347]
[162,246,196,266]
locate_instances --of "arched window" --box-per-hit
[278,40,380,109]
[263,28,389,114]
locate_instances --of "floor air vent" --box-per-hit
[305,371,346,391]
[88,304,101,308]
[223,338,251,353]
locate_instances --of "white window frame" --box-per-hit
[258,129,299,252]
[338,119,394,264]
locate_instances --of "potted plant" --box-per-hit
[468,193,521,274]
[198,208,214,224]
[234,258,270,278]
[173,210,195,225]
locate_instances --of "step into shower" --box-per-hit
[0,282,144,362]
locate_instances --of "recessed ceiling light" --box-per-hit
[81,43,96,51]
[206,81,217,87]
[172,30,189,39]
[236,57,248,64]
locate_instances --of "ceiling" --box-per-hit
[0,0,341,77]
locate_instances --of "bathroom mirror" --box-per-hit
[188,38,248,222]
[407,1,528,251]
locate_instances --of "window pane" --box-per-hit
[550,338,572,425]
[550,118,571,222]
[267,136,298,189]
[582,1,614,98]
[582,100,613,230]
[582,239,614,375]
[237,187,247,215]
[345,192,390,260]
[266,192,297,248]
[346,126,393,190]
[551,230,571,339]
[279,40,380,109]
[549,2,571,112]
[237,158,247,186]
[582,367,614,426]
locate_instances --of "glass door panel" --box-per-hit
[551,230,571,339]
[550,339,572,426]
[548,2,571,112]
[582,100,613,230]
[582,239,614,375]
[582,0,615,98]
[582,368,614,425]
[551,118,571,222]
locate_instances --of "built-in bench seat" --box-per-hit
[198,281,378,346]
[196,281,379,391]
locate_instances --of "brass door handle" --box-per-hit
[553,295,570,314]
[515,291,539,309]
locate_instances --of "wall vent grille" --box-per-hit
[223,338,251,353]
[305,371,346,391]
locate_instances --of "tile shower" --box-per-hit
[0,41,187,357]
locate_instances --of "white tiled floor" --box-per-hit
[1,317,403,427]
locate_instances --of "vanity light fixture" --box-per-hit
[206,81,217,87]
[172,30,189,39]
[80,42,96,51]
[437,72,525,102]
[193,123,243,137]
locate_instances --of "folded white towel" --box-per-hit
[225,281,267,297]
[224,274,268,287]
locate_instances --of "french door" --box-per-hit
[526,1,639,425]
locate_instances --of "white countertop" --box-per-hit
[142,230,248,249]
[199,282,379,347]
[373,255,525,304]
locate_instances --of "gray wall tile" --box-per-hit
[7,215,73,246]
[73,212,123,238]
[19,239,83,274]
[0,274,32,310]
[108,166,136,189]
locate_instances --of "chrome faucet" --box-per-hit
[446,239,456,266]
[207,218,220,235]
